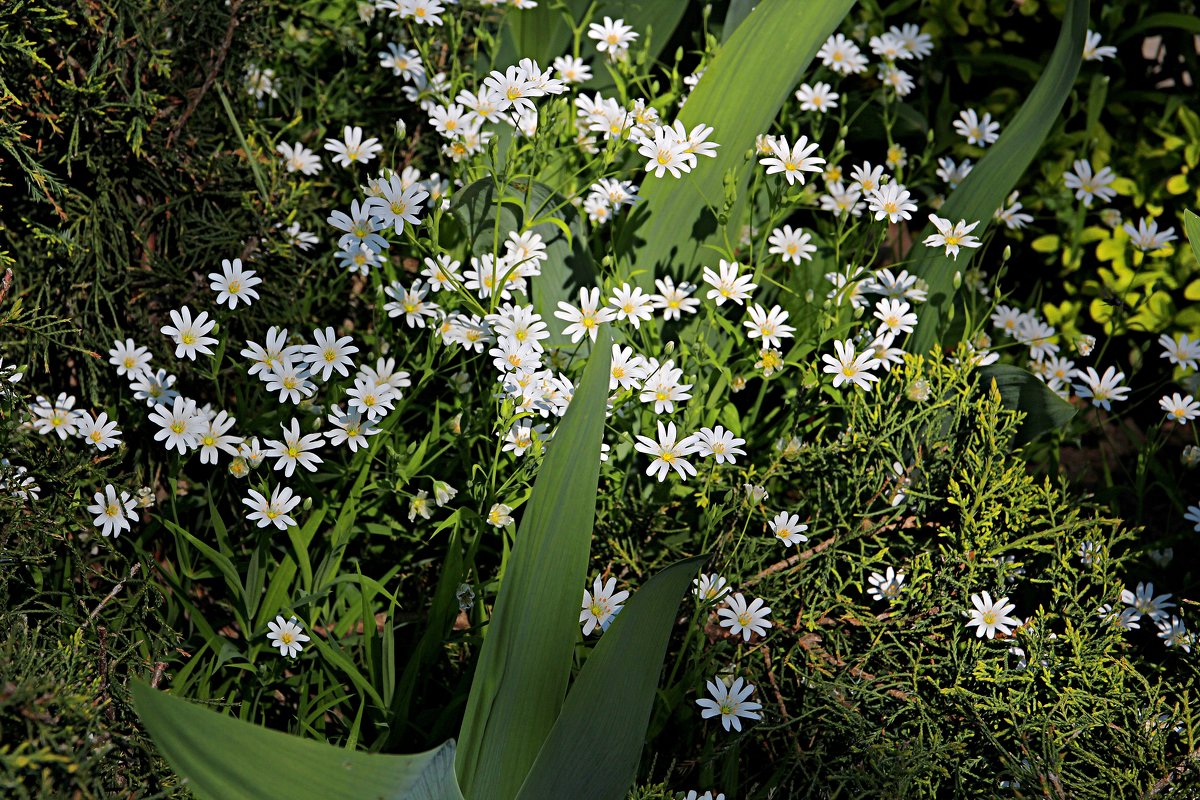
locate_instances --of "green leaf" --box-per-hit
[131,680,464,800]
[449,179,595,347]
[455,330,613,800]
[503,1,687,67]
[722,0,758,42]
[979,364,1077,446]
[1184,209,1200,264]
[620,0,855,290]
[909,0,1087,353]
[515,555,708,800]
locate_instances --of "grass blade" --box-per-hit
[908,0,1087,353]
[619,0,855,290]
[454,329,612,800]
[131,680,464,800]
[515,555,708,800]
[1184,209,1200,263]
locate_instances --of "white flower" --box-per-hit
[717,592,772,641]
[768,511,808,547]
[264,418,325,477]
[244,485,302,530]
[696,676,762,732]
[638,359,692,414]
[650,276,700,320]
[198,410,240,464]
[275,141,323,175]
[367,174,428,236]
[1159,333,1200,371]
[266,615,310,657]
[1121,582,1175,622]
[1160,393,1199,424]
[323,125,382,167]
[821,339,881,391]
[161,306,218,360]
[633,421,699,481]
[1073,366,1130,410]
[147,396,205,454]
[109,339,152,378]
[1083,30,1117,61]
[794,81,838,113]
[953,109,1000,146]
[301,327,359,382]
[608,283,655,327]
[77,411,122,451]
[702,260,757,306]
[767,225,816,265]
[964,591,1020,639]
[487,503,514,527]
[638,125,691,178]
[817,33,868,75]
[743,304,795,349]
[1063,159,1117,207]
[553,287,616,343]
[587,16,638,60]
[325,404,381,451]
[867,183,917,223]
[1156,616,1193,653]
[87,484,138,538]
[867,567,906,602]
[693,573,731,602]
[759,135,824,186]
[693,426,746,464]
[581,574,630,635]
[1123,217,1177,252]
[208,258,262,309]
[873,298,919,339]
[923,215,982,260]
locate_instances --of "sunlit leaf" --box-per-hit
[455,330,613,800]
[515,555,708,800]
[131,680,464,800]
[619,0,856,290]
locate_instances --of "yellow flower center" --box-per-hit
[106,504,119,516]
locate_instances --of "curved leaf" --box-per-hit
[131,680,464,800]
[515,555,708,800]
[449,178,594,347]
[908,0,1087,353]
[620,0,856,289]
[979,364,1077,446]
[455,330,613,800]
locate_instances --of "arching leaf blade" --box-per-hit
[908,0,1088,353]
[131,680,463,800]
[515,555,708,800]
[454,330,613,800]
[620,0,856,289]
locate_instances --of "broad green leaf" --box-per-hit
[449,178,595,347]
[455,330,613,800]
[979,364,1077,446]
[908,0,1087,353]
[131,680,464,800]
[503,1,687,68]
[515,555,708,800]
[620,0,855,290]
[1184,209,1200,263]
[722,0,758,42]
